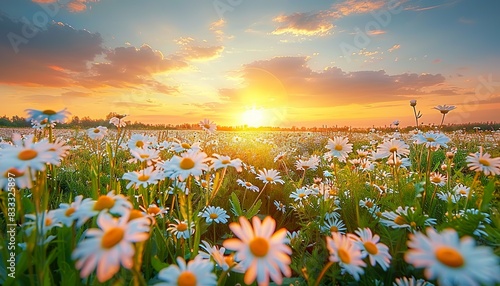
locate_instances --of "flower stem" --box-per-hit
[314,261,335,286]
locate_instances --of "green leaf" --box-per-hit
[229,192,243,217]
[151,255,169,272]
[480,179,496,212]
[245,199,262,219]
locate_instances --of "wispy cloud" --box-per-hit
[272,11,334,36]
[32,0,100,13]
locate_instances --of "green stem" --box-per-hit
[314,261,335,286]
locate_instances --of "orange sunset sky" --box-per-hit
[1,0,499,128]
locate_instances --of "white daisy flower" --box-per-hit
[199,206,230,224]
[155,256,217,286]
[405,228,500,286]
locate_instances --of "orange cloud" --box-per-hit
[388,44,401,52]
[332,0,386,16]
[32,0,99,12]
[181,45,225,62]
[272,12,334,36]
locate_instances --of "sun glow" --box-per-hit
[241,108,267,127]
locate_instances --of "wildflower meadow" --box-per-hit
[1,102,499,286]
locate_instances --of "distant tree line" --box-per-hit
[0,113,498,132]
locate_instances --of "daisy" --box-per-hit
[163,150,209,181]
[321,217,346,234]
[393,276,434,286]
[326,232,366,281]
[405,227,500,286]
[433,104,456,114]
[429,172,447,187]
[0,166,34,190]
[350,228,391,270]
[325,136,353,162]
[199,118,217,134]
[129,148,160,164]
[377,139,410,158]
[413,131,450,149]
[127,134,153,150]
[168,219,195,239]
[236,179,259,192]
[274,200,286,213]
[273,151,287,163]
[52,195,93,227]
[170,139,202,153]
[359,198,377,211]
[436,191,459,204]
[0,134,58,172]
[23,210,61,238]
[156,256,217,286]
[210,154,243,172]
[223,216,292,286]
[466,146,500,176]
[199,240,244,273]
[122,166,163,189]
[25,108,71,124]
[139,203,168,218]
[379,206,411,230]
[289,187,311,202]
[72,211,150,283]
[256,168,285,185]
[109,115,127,128]
[76,191,133,225]
[87,126,108,140]
[453,184,470,198]
[199,206,230,224]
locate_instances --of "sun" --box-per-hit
[241,108,267,127]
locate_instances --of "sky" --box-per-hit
[0,0,499,128]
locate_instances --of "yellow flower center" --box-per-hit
[364,242,378,255]
[298,193,306,198]
[177,222,188,232]
[426,137,435,142]
[249,237,269,257]
[410,221,417,228]
[101,227,125,249]
[224,255,236,267]
[459,190,467,195]
[180,158,195,170]
[209,213,218,219]
[65,207,75,217]
[334,144,343,151]
[265,176,274,182]
[181,143,191,149]
[478,158,490,166]
[221,159,231,164]
[245,182,252,187]
[431,176,442,183]
[129,209,144,221]
[140,154,150,159]
[338,248,351,264]
[148,206,160,214]
[94,196,115,211]
[138,174,150,182]
[330,226,338,232]
[93,128,101,133]
[177,271,197,286]
[18,149,38,161]
[394,215,407,225]
[6,168,24,177]
[203,124,211,130]
[42,109,57,115]
[135,140,144,148]
[365,201,373,208]
[435,247,464,268]
[389,147,398,153]
[45,217,52,226]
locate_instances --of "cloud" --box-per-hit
[180,45,225,61]
[272,12,334,36]
[331,0,387,16]
[0,18,104,86]
[32,0,99,13]
[0,15,187,93]
[388,44,400,52]
[218,56,448,108]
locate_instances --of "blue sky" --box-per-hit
[0,0,499,127]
